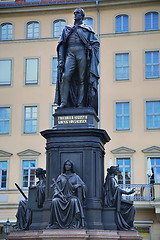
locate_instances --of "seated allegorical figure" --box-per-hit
[15,167,46,230]
[104,165,136,231]
[47,160,86,229]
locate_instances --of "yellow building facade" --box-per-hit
[0,0,160,239]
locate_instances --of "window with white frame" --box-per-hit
[146,101,160,129]
[24,106,38,133]
[53,20,66,38]
[51,104,57,128]
[145,12,159,31]
[145,51,159,79]
[0,161,7,189]
[151,157,160,183]
[25,58,39,84]
[83,17,93,28]
[22,160,36,188]
[26,21,39,39]
[117,158,131,185]
[116,102,130,130]
[52,57,58,84]
[115,15,128,33]
[115,53,129,80]
[0,107,10,134]
[0,23,13,40]
[0,59,12,85]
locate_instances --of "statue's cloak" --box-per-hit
[104,174,136,230]
[54,24,100,114]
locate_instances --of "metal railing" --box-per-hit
[119,184,154,201]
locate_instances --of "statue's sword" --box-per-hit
[15,183,28,200]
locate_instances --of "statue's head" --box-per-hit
[74,8,85,21]
[107,165,119,175]
[63,160,75,173]
[36,168,46,178]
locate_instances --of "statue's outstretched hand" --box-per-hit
[129,188,135,195]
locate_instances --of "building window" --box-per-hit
[115,53,129,80]
[26,21,39,39]
[0,23,12,40]
[83,17,93,28]
[53,20,66,38]
[146,101,160,129]
[0,161,7,189]
[0,59,12,85]
[52,57,58,84]
[22,160,36,188]
[25,58,39,85]
[145,51,159,79]
[116,102,130,130]
[151,157,160,183]
[117,158,131,185]
[115,15,128,33]
[51,104,57,128]
[145,12,159,31]
[0,107,10,134]
[24,106,38,133]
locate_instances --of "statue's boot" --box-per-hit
[77,83,85,107]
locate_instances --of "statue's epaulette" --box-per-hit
[65,24,74,29]
[80,24,95,33]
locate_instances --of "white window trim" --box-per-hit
[114,13,130,33]
[83,16,95,29]
[112,154,134,184]
[113,51,131,82]
[0,21,14,41]
[114,100,132,132]
[24,57,40,86]
[0,105,12,135]
[20,156,37,190]
[0,58,13,87]
[50,55,57,85]
[143,48,160,81]
[144,98,160,131]
[52,18,67,38]
[142,146,160,184]
[50,103,58,128]
[22,104,39,135]
[25,19,41,39]
[0,151,12,191]
[143,10,159,31]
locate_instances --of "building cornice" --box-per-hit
[0,0,159,14]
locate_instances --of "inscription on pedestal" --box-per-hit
[58,115,88,125]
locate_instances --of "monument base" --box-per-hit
[8,229,142,240]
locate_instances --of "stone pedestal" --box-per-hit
[38,107,110,230]
[8,229,142,240]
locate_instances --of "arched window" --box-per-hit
[27,21,39,39]
[1,23,13,40]
[53,20,66,38]
[145,12,159,31]
[83,17,93,28]
[115,15,128,33]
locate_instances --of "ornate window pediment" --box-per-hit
[142,146,160,154]
[17,149,41,156]
[0,150,12,157]
[111,146,136,154]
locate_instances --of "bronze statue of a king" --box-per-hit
[54,8,100,114]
